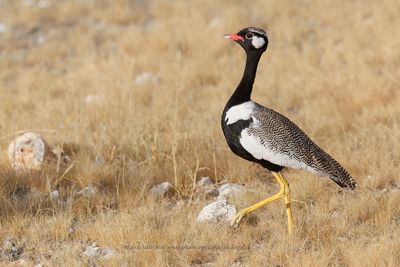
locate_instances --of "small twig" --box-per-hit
[0,195,17,214]
[53,162,75,186]
[108,145,116,164]
[211,132,218,184]
[189,158,200,202]
[151,131,158,161]
[171,90,180,195]
[171,139,178,192]
[213,153,218,184]
[54,144,63,177]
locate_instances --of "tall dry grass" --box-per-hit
[0,0,400,266]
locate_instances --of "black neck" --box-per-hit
[226,51,262,108]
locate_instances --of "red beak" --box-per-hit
[224,33,244,42]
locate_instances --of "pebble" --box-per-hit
[0,23,6,34]
[197,199,237,223]
[50,190,60,200]
[197,177,214,187]
[149,182,174,197]
[1,237,23,261]
[134,72,159,85]
[218,183,244,198]
[82,243,115,259]
[8,132,50,171]
[77,185,97,197]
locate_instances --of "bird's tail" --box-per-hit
[314,149,357,189]
[328,163,357,189]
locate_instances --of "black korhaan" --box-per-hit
[221,27,356,232]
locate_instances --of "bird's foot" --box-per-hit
[231,209,249,226]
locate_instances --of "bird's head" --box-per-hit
[224,27,268,54]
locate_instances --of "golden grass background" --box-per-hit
[1,0,400,265]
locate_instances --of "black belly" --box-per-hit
[221,115,283,172]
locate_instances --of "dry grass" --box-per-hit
[1,0,400,266]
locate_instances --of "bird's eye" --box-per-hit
[245,33,254,39]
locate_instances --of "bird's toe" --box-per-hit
[231,209,248,226]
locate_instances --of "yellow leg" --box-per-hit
[277,172,294,233]
[231,171,294,233]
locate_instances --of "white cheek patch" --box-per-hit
[252,36,265,49]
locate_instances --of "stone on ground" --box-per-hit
[0,237,23,262]
[77,184,97,197]
[197,199,237,223]
[197,177,214,187]
[134,72,159,85]
[8,132,50,171]
[82,243,115,260]
[218,183,244,199]
[149,182,175,197]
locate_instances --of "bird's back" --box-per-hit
[243,103,356,189]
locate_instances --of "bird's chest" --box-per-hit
[222,116,252,142]
[222,117,254,160]
[221,103,256,161]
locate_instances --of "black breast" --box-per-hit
[221,112,284,172]
[221,114,255,162]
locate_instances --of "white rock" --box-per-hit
[1,237,23,261]
[134,72,159,85]
[23,0,34,6]
[84,94,102,104]
[0,23,6,34]
[149,182,174,197]
[197,177,213,187]
[2,238,17,253]
[218,183,244,198]
[8,132,50,171]
[207,17,222,28]
[37,0,49,8]
[100,247,115,259]
[95,155,106,166]
[77,185,96,197]
[23,0,49,8]
[82,243,100,258]
[330,211,342,219]
[230,261,243,267]
[50,190,59,200]
[197,199,237,223]
[83,243,115,259]
[36,34,46,45]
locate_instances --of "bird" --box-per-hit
[221,27,356,233]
